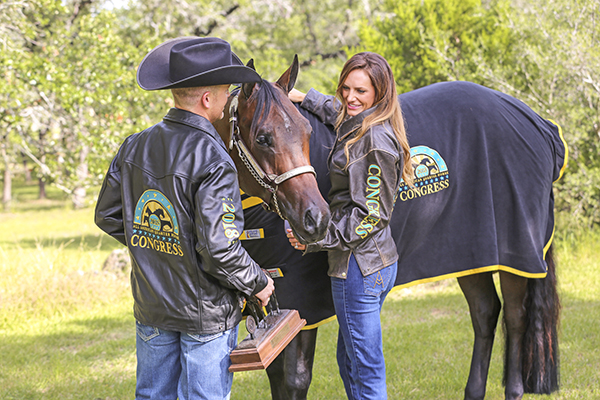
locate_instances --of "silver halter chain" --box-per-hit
[228,93,316,220]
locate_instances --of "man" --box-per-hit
[95,37,274,400]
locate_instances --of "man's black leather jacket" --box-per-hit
[95,108,268,334]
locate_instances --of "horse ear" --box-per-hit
[276,54,299,93]
[242,82,255,99]
[241,59,257,99]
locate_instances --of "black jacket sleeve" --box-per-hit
[95,156,127,246]
[194,160,268,297]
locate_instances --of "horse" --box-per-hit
[212,58,334,398]
[213,61,566,400]
[212,55,330,245]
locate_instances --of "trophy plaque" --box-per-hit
[229,294,306,372]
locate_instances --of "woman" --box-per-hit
[287,52,413,399]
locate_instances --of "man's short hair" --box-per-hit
[171,86,213,109]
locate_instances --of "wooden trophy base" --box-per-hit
[229,309,306,372]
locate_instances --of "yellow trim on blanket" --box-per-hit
[240,191,263,210]
[543,225,555,259]
[302,315,337,330]
[548,119,569,182]
[389,264,547,294]
[301,263,550,329]
[542,119,562,260]
[272,263,552,331]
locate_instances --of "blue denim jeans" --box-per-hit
[331,254,398,400]
[135,321,238,400]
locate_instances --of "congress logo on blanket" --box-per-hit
[397,145,450,201]
[131,189,183,257]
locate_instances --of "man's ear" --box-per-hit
[200,90,210,108]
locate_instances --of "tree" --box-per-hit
[356,0,600,226]
[488,0,600,227]
[15,0,148,207]
[0,0,38,209]
[114,0,378,93]
[356,0,516,93]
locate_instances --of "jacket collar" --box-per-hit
[337,106,377,142]
[163,107,225,149]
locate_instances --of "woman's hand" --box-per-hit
[288,88,306,103]
[286,228,306,251]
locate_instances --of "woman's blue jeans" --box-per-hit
[331,254,398,400]
[135,321,238,400]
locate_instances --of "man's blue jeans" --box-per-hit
[135,321,238,400]
[331,254,398,400]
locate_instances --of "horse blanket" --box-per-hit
[240,81,568,327]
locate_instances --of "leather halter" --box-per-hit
[228,92,316,219]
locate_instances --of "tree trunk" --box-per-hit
[22,153,31,183]
[72,145,89,209]
[2,148,11,210]
[38,152,47,199]
[38,177,46,199]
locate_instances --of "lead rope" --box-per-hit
[235,136,284,219]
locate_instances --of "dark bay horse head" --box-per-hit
[213,56,330,243]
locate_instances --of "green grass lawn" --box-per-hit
[1,186,598,399]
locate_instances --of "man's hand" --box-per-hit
[255,274,275,307]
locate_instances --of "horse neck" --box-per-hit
[212,94,272,203]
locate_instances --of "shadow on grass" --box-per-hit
[0,314,136,399]
[377,293,600,399]
[1,292,596,399]
[1,234,122,252]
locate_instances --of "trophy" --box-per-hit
[229,293,306,372]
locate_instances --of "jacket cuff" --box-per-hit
[304,241,323,254]
[301,88,324,113]
[250,270,269,296]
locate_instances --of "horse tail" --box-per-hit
[504,244,561,393]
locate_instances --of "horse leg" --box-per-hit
[498,271,528,400]
[265,328,318,400]
[458,272,502,400]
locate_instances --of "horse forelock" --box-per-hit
[248,80,297,137]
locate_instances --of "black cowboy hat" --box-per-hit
[137,36,261,91]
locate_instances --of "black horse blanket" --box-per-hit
[240,81,568,327]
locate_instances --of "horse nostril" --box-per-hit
[303,208,317,237]
[302,205,330,242]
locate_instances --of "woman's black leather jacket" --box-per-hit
[301,89,404,279]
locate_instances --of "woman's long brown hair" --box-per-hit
[334,52,413,187]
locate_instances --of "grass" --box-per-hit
[1,182,599,399]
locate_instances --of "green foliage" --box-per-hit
[0,0,39,208]
[217,0,365,93]
[356,0,516,93]
[1,0,598,222]
[499,0,600,228]
[26,4,147,192]
[356,0,600,226]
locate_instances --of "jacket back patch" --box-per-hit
[131,189,183,257]
[397,145,450,201]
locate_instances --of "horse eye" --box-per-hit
[256,134,273,147]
